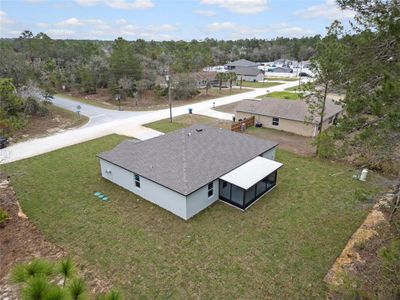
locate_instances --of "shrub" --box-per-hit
[0,208,9,224]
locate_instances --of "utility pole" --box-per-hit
[166,74,172,123]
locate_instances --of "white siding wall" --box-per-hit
[99,159,188,220]
[186,179,219,219]
[261,147,276,160]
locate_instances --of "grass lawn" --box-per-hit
[2,134,382,299]
[145,114,232,133]
[258,91,303,100]
[240,81,283,88]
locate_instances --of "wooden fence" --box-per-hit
[231,116,255,132]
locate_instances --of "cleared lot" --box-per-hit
[3,133,381,299]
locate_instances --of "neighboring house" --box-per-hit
[270,66,293,73]
[98,125,282,220]
[224,59,259,70]
[233,67,264,82]
[188,71,217,88]
[235,98,343,137]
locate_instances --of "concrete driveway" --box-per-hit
[0,80,303,164]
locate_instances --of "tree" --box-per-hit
[226,72,237,93]
[305,21,345,155]
[314,0,400,174]
[215,72,227,93]
[110,37,143,83]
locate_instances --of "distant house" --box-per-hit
[233,67,264,82]
[235,98,343,137]
[188,71,217,88]
[98,125,282,220]
[270,66,293,73]
[224,59,259,70]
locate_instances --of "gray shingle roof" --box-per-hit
[98,125,277,195]
[233,67,263,76]
[225,59,259,68]
[235,98,343,123]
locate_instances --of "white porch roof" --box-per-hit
[220,156,283,190]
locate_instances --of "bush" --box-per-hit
[0,208,9,224]
[10,258,122,299]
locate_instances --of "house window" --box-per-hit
[208,182,214,198]
[134,174,140,188]
[272,117,279,126]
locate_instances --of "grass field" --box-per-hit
[2,134,381,299]
[240,81,283,88]
[145,114,232,133]
[258,91,303,100]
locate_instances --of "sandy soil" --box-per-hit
[68,87,250,111]
[10,106,87,144]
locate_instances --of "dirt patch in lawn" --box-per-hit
[246,127,315,156]
[0,173,111,299]
[10,106,88,144]
[66,87,251,111]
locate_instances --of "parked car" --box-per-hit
[0,136,9,149]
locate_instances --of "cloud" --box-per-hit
[294,0,355,20]
[194,9,216,17]
[0,10,14,25]
[37,22,50,28]
[200,0,268,14]
[75,0,154,10]
[46,29,76,39]
[116,18,128,25]
[205,21,314,39]
[206,22,235,31]
[25,0,45,3]
[57,17,85,26]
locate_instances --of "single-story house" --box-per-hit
[98,125,282,220]
[270,66,293,73]
[234,67,264,82]
[225,59,259,70]
[188,71,217,89]
[235,98,343,137]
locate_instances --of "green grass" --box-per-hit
[240,81,283,88]
[0,207,9,224]
[144,120,187,133]
[146,114,232,133]
[2,134,381,299]
[285,85,303,91]
[258,91,303,100]
[264,76,298,81]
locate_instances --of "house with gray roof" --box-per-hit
[233,67,264,82]
[224,59,259,70]
[98,125,282,220]
[235,98,343,137]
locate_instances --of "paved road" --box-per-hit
[53,95,149,127]
[0,80,302,164]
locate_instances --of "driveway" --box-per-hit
[0,80,303,164]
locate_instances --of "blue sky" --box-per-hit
[0,0,355,40]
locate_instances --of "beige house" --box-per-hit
[235,98,343,137]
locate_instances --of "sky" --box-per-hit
[0,0,355,41]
